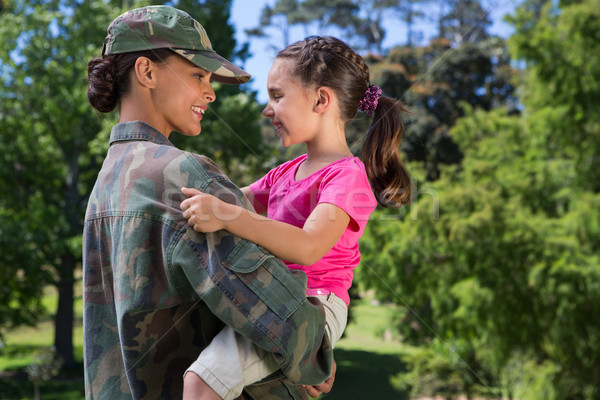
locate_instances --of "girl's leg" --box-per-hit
[185,325,279,400]
[309,293,348,348]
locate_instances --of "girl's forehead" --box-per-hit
[268,59,302,85]
[269,58,294,75]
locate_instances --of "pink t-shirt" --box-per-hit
[249,154,377,305]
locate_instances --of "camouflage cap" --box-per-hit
[102,5,251,85]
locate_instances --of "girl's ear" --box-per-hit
[133,56,157,89]
[313,86,334,114]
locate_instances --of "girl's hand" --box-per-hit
[181,187,233,233]
[304,360,336,398]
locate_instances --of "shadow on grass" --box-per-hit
[0,361,85,400]
[323,349,409,400]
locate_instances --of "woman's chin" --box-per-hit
[181,127,202,137]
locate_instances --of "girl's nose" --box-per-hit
[262,104,273,118]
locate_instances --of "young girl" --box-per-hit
[180,35,411,399]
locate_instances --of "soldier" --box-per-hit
[83,6,333,399]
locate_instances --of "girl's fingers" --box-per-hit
[181,187,202,197]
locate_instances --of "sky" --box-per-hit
[229,0,520,103]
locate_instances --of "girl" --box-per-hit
[181,35,411,399]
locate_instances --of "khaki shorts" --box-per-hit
[185,293,347,400]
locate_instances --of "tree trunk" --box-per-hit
[34,380,40,400]
[54,252,75,367]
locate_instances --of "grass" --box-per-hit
[0,285,85,400]
[0,288,409,400]
[324,298,410,399]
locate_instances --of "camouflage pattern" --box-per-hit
[102,6,251,84]
[243,378,310,400]
[83,121,333,399]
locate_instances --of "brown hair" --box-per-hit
[276,36,411,207]
[87,48,174,113]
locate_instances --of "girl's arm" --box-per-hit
[181,187,349,266]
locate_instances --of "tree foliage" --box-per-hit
[248,0,415,52]
[438,0,491,45]
[0,0,116,364]
[507,0,600,191]
[358,0,600,398]
[367,34,516,180]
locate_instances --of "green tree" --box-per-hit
[0,0,118,366]
[506,0,600,192]
[360,104,599,398]
[245,0,313,50]
[368,35,516,180]
[356,0,517,181]
[248,0,422,53]
[437,0,491,45]
[0,0,263,367]
[358,0,600,397]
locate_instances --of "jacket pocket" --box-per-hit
[222,239,307,320]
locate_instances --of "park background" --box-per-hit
[1,0,599,399]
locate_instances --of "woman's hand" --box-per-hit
[181,187,235,233]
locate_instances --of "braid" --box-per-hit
[306,36,370,85]
[278,36,369,121]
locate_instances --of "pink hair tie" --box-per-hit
[358,85,382,116]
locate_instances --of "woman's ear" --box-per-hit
[313,86,334,114]
[133,56,157,89]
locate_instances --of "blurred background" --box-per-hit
[1,0,598,399]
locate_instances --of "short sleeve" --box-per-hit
[317,162,377,232]
[249,157,303,209]
[249,171,273,208]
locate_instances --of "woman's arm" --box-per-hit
[181,187,349,266]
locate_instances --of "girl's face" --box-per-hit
[262,58,319,147]
[152,55,216,137]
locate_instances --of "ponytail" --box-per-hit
[361,96,411,208]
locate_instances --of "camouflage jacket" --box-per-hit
[83,121,333,399]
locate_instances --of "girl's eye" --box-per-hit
[195,73,206,80]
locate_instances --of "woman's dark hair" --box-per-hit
[87,48,174,113]
[276,36,411,207]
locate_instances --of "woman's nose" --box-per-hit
[205,84,216,103]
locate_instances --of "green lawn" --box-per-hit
[325,298,410,399]
[0,285,85,400]
[0,289,409,400]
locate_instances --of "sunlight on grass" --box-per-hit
[337,297,410,355]
[0,283,84,373]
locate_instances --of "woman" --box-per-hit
[83,6,333,399]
